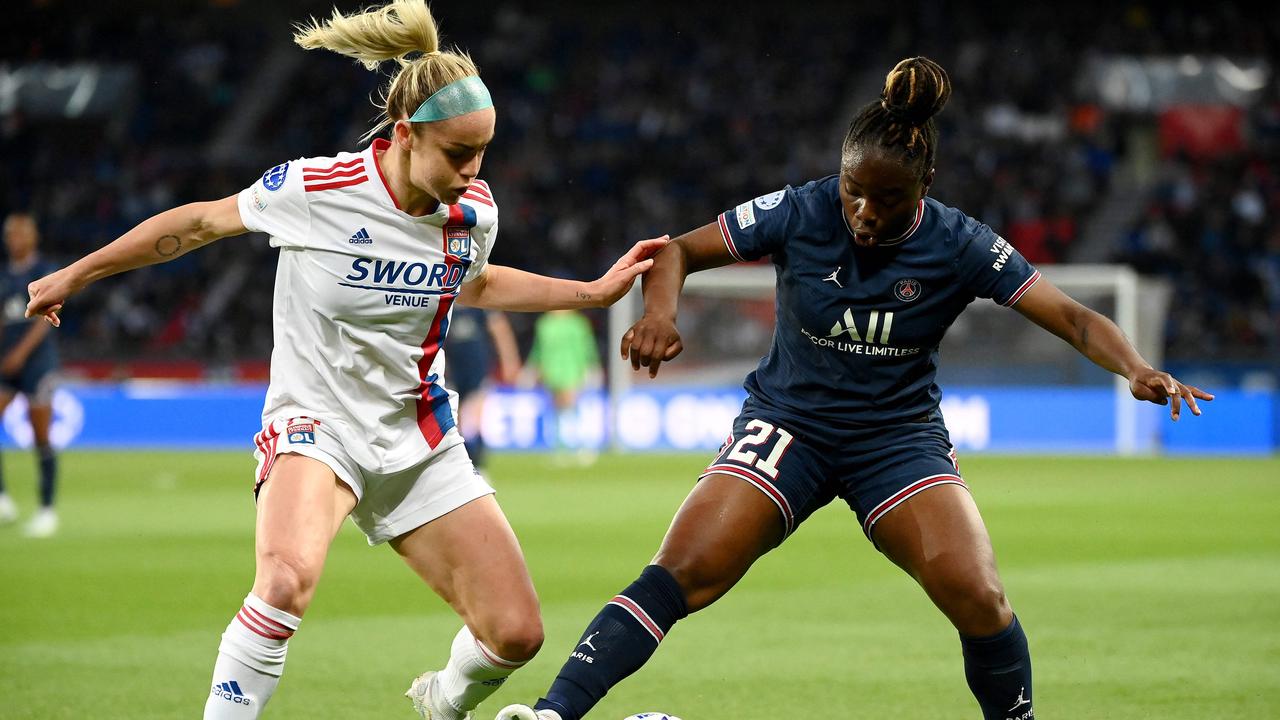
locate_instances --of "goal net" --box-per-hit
[606,264,1171,454]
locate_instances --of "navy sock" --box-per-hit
[961,614,1034,720]
[536,565,689,720]
[37,445,56,508]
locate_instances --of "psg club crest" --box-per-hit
[286,418,317,445]
[446,227,471,258]
[262,162,289,192]
[894,278,922,303]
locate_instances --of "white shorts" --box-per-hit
[252,414,494,545]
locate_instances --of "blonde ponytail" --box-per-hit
[293,0,438,69]
[293,0,481,140]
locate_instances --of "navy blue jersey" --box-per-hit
[444,306,494,395]
[717,176,1039,428]
[0,257,59,364]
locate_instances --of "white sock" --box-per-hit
[432,625,528,718]
[203,593,300,719]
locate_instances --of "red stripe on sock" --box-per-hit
[236,609,291,640]
[242,605,294,637]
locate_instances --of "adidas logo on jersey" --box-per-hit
[211,680,251,705]
[349,228,373,245]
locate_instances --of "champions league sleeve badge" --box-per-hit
[262,162,290,191]
[446,226,472,259]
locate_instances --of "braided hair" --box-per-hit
[841,56,951,180]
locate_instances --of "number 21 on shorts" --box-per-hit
[725,420,794,479]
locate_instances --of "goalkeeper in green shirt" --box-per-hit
[527,310,601,461]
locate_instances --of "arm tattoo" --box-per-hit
[1080,324,1090,351]
[155,235,182,257]
[576,291,593,301]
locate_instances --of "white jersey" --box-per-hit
[237,138,497,473]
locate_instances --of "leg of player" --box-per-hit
[0,391,15,524]
[518,474,785,720]
[24,400,58,537]
[392,494,544,719]
[872,484,1034,720]
[204,453,356,719]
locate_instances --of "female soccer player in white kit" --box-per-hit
[24,2,665,718]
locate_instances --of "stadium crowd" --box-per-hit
[2,1,1276,367]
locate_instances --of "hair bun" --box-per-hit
[880,56,951,126]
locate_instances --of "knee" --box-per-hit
[655,555,727,614]
[480,613,544,663]
[925,571,1012,636]
[254,550,322,615]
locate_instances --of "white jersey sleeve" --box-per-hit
[461,179,497,283]
[236,160,311,246]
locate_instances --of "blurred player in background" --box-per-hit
[0,212,61,538]
[499,57,1213,720]
[526,309,600,464]
[24,1,664,718]
[445,307,520,471]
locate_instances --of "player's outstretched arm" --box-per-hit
[623,221,738,378]
[1012,278,1214,420]
[25,195,247,327]
[457,236,667,312]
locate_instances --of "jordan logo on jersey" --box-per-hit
[446,227,471,258]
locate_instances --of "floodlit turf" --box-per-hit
[0,451,1277,719]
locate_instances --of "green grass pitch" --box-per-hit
[1,451,1277,719]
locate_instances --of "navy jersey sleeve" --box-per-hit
[956,224,1042,306]
[716,187,797,262]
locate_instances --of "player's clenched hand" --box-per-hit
[622,313,683,378]
[1128,367,1214,421]
[26,269,77,328]
[587,236,669,307]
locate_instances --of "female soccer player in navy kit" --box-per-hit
[25,2,663,718]
[499,57,1213,720]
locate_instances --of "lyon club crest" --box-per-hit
[446,227,471,258]
[894,278,922,302]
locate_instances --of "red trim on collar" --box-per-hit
[370,138,402,211]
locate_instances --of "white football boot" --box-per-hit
[493,705,561,720]
[405,671,471,720]
[23,508,57,538]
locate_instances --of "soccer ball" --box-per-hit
[623,714,682,720]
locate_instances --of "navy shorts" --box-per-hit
[0,357,58,406]
[700,405,965,543]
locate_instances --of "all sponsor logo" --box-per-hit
[735,201,756,230]
[800,308,921,358]
[262,162,289,192]
[894,278,922,302]
[349,228,373,244]
[250,186,268,212]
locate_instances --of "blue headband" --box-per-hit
[409,76,493,123]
